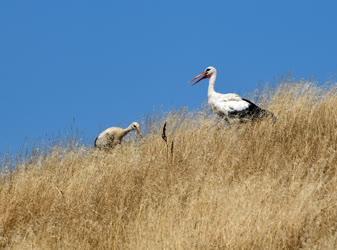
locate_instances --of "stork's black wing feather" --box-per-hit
[228,98,274,120]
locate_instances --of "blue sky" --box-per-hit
[1,0,337,154]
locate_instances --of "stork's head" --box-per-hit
[191,66,217,85]
[130,122,142,137]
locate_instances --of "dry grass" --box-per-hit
[2,83,337,249]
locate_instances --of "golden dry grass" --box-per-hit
[1,83,337,249]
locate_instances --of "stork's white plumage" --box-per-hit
[94,122,142,149]
[191,66,275,121]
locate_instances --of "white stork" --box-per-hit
[94,122,142,149]
[191,66,275,122]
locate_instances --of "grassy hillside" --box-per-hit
[1,83,337,249]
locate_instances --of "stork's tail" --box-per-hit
[261,109,277,123]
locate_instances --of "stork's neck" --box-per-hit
[208,73,217,97]
[123,126,134,136]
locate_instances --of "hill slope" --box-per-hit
[1,83,337,249]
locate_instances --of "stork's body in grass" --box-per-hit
[192,66,275,121]
[94,122,142,149]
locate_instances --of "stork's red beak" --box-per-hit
[191,71,208,85]
[136,127,142,138]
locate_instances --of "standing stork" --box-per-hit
[94,122,142,150]
[191,66,275,122]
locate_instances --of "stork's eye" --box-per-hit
[206,68,211,72]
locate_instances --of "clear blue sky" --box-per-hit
[1,0,337,154]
